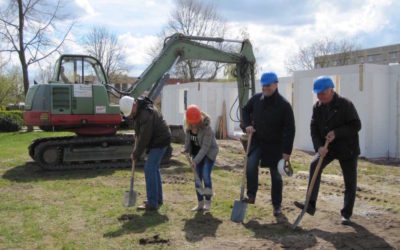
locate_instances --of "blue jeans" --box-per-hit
[246,147,283,208]
[144,146,167,208]
[194,156,214,201]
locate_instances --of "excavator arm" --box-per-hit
[129,33,256,120]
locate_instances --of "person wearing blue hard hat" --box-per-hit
[313,76,335,94]
[294,75,361,226]
[241,71,295,217]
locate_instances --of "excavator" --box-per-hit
[23,33,256,170]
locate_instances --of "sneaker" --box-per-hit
[294,201,316,216]
[204,200,211,211]
[341,216,351,225]
[242,196,255,204]
[273,206,282,216]
[137,203,158,211]
[191,200,204,211]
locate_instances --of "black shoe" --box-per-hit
[341,216,351,225]
[294,201,316,216]
[242,196,255,204]
[273,206,282,216]
[144,200,163,207]
[137,203,158,211]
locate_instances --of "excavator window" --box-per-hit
[58,56,106,85]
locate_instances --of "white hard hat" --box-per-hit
[119,96,135,117]
[277,159,293,177]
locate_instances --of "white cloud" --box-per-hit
[74,0,96,16]
[224,0,395,77]
[118,33,160,76]
[314,0,392,37]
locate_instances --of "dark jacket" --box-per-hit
[311,92,361,160]
[242,90,295,166]
[184,112,219,164]
[132,105,171,160]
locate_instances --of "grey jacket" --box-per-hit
[184,112,219,164]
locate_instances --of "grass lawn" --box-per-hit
[0,131,399,249]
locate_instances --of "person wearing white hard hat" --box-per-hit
[119,95,171,211]
[241,72,295,217]
[294,76,361,225]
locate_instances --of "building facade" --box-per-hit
[315,44,400,68]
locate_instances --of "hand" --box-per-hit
[246,126,256,134]
[325,130,335,143]
[191,161,196,169]
[282,153,290,161]
[318,146,328,158]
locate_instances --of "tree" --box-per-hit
[82,26,129,83]
[0,65,24,108]
[151,0,227,81]
[285,38,359,74]
[0,0,74,96]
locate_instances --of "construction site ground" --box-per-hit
[0,132,399,249]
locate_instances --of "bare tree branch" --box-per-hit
[0,0,76,96]
[150,0,227,81]
[82,25,129,82]
[285,38,359,74]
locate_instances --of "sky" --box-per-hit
[2,0,400,79]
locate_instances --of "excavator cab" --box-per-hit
[23,55,121,136]
[54,55,107,85]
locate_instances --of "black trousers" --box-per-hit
[246,147,282,208]
[308,154,358,219]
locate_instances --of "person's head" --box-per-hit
[260,72,278,97]
[119,96,137,119]
[313,76,335,104]
[185,104,201,130]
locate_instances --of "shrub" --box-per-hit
[0,111,24,132]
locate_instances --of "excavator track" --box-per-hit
[30,134,172,170]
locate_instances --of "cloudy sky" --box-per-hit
[3,0,400,79]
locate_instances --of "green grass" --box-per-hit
[0,131,399,249]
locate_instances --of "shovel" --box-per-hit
[231,132,253,223]
[123,160,137,207]
[292,140,330,229]
[185,154,213,196]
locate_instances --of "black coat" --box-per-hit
[132,107,171,160]
[242,91,295,167]
[311,93,361,160]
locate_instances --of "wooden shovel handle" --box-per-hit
[305,140,330,202]
[242,133,253,185]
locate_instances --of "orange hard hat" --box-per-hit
[186,105,201,124]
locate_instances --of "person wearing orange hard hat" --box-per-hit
[183,104,219,212]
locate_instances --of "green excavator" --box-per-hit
[23,33,256,170]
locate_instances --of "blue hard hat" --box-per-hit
[260,72,278,86]
[313,76,334,94]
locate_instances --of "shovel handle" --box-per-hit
[129,160,135,189]
[240,133,253,197]
[306,140,329,201]
[292,140,329,229]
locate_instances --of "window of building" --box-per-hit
[179,88,188,113]
[359,56,364,63]
[390,51,398,60]
[367,54,381,63]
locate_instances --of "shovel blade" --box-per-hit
[231,199,247,223]
[123,190,137,207]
